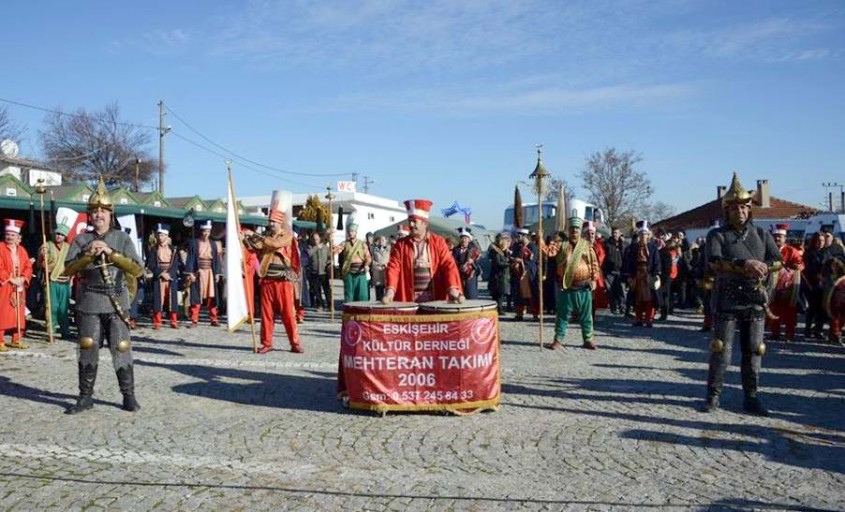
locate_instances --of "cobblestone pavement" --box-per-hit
[1,293,844,511]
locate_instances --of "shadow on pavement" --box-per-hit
[0,375,119,411]
[137,360,342,414]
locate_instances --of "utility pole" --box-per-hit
[158,101,171,195]
[362,175,375,194]
[134,157,140,192]
[823,182,842,212]
[351,172,359,191]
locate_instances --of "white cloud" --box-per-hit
[665,17,834,63]
[324,79,696,114]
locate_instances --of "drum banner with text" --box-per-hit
[337,310,500,413]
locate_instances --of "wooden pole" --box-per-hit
[325,187,336,323]
[36,181,54,344]
[537,186,544,349]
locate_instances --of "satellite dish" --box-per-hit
[0,140,19,158]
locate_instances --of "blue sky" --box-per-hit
[2,0,844,229]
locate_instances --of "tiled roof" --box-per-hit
[653,196,819,232]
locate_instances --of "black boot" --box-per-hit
[66,363,97,415]
[702,393,719,413]
[116,366,141,412]
[743,396,769,417]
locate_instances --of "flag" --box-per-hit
[116,214,142,259]
[556,183,567,233]
[226,172,250,332]
[514,186,523,229]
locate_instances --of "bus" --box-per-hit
[502,199,604,232]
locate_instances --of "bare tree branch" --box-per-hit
[0,107,26,142]
[39,103,157,188]
[578,147,654,228]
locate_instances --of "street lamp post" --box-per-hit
[325,186,336,323]
[529,145,551,349]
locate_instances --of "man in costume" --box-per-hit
[622,221,662,328]
[452,226,481,300]
[766,223,804,342]
[62,178,144,414]
[487,231,512,315]
[146,223,181,329]
[703,173,781,416]
[542,216,600,350]
[510,228,538,320]
[0,219,33,352]
[583,221,607,319]
[38,217,73,339]
[334,215,371,303]
[244,191,303,354]
[382,199,463,304]
[184,220,221,328]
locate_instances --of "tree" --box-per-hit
[578,148,653,228]
[39,103,157,188]
[638,201,677,224]
[0,107,26,142]
[544,176,574,205]
[297,194,331,231]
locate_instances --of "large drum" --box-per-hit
[342,301,418,317]
[418,299,498,315]
[337,299,500,415]
[769,268,801,307]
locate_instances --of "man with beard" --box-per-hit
[62,177,144,414]
[622,221,662,328]
[703,173,781,416]
[542,216,600,350]
[146,224,181,329]
[381,199,462,304]
[451,227,481,300]
[184,220,221,328]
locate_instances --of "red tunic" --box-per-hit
[0,243,33,332]
[592,241,608,310]
[385,233,462,302]
[780,245,804,271]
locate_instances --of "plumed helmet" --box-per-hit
[87,176,114,211]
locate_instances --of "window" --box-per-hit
[5,188,16,197]
[153,201,161,207]
[120,198,128,204]
[368,212,375,220]
[389,216,395,222]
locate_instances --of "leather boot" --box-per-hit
[702,393,719,413]
[66,364,97,415]
[743,396,769,417]
[116,366,141,412]
[169,312,179,329]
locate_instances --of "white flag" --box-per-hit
[225,175,251,332]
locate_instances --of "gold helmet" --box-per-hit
[721,172,754,207]
[88,176,114,211]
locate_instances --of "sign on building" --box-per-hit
[337,181,357,192]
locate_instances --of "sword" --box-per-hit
[94,253,132,328]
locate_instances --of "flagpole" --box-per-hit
[228,163,258,353]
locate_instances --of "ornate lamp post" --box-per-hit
[325,186,336,323]
[529,145,551,348]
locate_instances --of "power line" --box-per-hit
[163,103,349,178]
[0,96,159,131]
[168,131,325,190]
